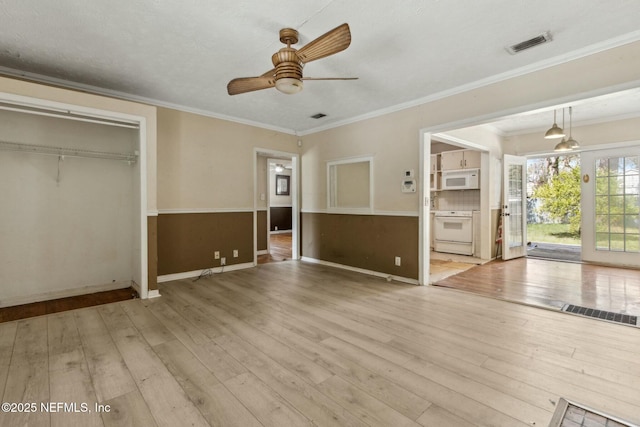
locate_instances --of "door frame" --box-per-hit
[254,148,300,264]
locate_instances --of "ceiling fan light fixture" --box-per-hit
[275,77,303,94]
[275,164,284,172]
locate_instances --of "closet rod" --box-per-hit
[0,140,138,163]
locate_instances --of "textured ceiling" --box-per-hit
[1,1,640,134]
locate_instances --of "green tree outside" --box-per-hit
[531,166,581,235]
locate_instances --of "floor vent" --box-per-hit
[561,304,637,326]
[549,398,639,427]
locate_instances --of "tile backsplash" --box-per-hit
[433,189,480,211]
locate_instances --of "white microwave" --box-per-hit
[441,169,480,190]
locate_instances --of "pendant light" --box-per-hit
[566,106,580,149]
[544,109,565,139]
[554,108,572,152]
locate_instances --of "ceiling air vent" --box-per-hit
[310,113,327,119]
[506,31,552,54]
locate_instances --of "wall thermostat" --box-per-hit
[402,179,416,193]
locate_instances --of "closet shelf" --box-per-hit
[0,140,138,163]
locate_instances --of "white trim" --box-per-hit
[0,281,133,308]
[158,207,254,214]
[301,208,419,217]
[327,155,374,214]
[270,229,292,234]
[147,210,159,217]
[257,250,268,255]
[299,30,640,136]
[256,207,268,212]
[269,204,293,208]
[157,262,254,283]
[300,257,419,285]
[147,289,161,299]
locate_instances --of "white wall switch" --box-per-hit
[395,256,401,266]
[214,251,220,259]
[233,249,238,258]
[221,257,226,266]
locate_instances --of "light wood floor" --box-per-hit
[435,257,640,316]
[1,261,639,427]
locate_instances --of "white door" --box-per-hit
[502,155,528,260]
[581,147,640,267]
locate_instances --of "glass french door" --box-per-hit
[502,155,527,260]
[581,147,640,266]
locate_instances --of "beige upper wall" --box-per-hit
[0,76,158,211]
[301,40,640,212]
[503,116,640,155]
[157,107,298,210]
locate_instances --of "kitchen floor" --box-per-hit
[429,251,485,284]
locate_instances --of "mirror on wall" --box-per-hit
[327,157,373,211]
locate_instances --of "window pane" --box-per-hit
[609,195,624,214]
[610,215,624,233]
[595,177,609,195]
[596,232,609,250]
[609,177,624,195]
[625,195,640,214]
[595,159,609,177]
[609,157,624,176]
[625,156,639,175]
[626,175,639,195]
[625,234,640,253]
[595,195,609,214]
[595,215,609,232]
[610,233,625,251]
[625,215,639,234]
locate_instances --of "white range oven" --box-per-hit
[433,211,474,255]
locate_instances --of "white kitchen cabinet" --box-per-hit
[441,149,481,171]
[430,154,441,190]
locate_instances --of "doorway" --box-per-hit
[526,154,582,262]
[254,149,299,265]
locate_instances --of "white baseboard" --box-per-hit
[300,257,419,285]
[157,262,254,283]
[257,250,268,255]
[270,230,292,234]
[147,289,161,299]
[0,280,133,308]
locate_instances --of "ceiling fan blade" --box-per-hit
[297,23,351,63]
[227,76,275,95]
[301,77,358,80]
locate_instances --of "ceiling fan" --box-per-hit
[227,23,357,96]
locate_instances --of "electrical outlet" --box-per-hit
[394,256,401,266]
[233,249,238,258]
[221,257,226,266]
[214,251,220,259]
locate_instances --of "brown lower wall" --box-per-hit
[157,212,253,276]
[257,210,267,251]
[301,212,419,279]
[147,216,158,290]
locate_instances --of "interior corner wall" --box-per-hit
[300,40,640,278]
[156,107,297,276]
